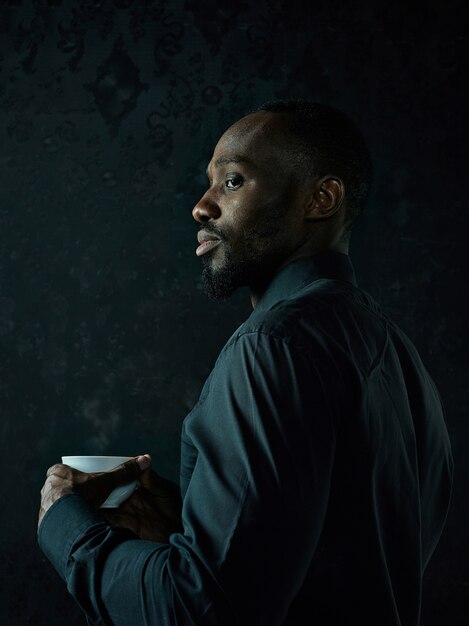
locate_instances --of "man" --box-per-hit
[38,100,453,626]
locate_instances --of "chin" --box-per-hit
[201,253,250,301]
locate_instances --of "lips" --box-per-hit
[196,230,222,257]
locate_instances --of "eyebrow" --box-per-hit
[206,156,252,178]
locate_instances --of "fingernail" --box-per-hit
[136,454,151,470]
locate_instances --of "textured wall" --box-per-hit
[0,1,466,624]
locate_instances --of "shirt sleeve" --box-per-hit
[38,330,337,626]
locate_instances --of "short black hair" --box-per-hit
[251,99,373,232]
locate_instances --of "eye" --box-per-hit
[225,174,243,190]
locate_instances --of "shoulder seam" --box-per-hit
[222,328,315,358]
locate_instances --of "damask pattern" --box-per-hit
[0,1,466,624]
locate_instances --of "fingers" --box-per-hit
[46,463,74,479]
[42,455,153,511]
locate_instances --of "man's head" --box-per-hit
[192,99,372,303]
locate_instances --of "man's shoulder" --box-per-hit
[242,279,387,341]
[220,278,399,377]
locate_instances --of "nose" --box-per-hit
[192,189,221,223]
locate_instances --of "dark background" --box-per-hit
[0,1,467,624]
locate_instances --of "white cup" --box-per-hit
[61,455,138,508]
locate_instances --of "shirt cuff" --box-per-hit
[38,493,110,579]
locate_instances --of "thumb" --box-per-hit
[76,455,153,507]
[102,454,152,489]
[134,454,152,472]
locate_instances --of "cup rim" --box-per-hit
[61,455,133,461]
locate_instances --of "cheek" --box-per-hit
[217,196,251,239]
[221,182,292,242]
[233,189,274,222]
[249,192,293,236]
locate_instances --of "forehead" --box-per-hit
[209,111,291,169]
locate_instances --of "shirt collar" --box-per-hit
[255,251,357,312]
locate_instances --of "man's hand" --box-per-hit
[101,468,183,543]
[38,454,151,530]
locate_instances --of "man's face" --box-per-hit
[192,111,304,300]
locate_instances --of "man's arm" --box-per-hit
[38,330,337,625]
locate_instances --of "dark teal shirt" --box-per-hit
[38,252,453,626]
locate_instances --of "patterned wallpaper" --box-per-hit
[0,1,466,624]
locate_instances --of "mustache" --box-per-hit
[198,224,227,241]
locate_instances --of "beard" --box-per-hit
[200,216,286,301]
[198,181,294,301]
[201,242,252,301]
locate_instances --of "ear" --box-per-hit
[304,176,345,221]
